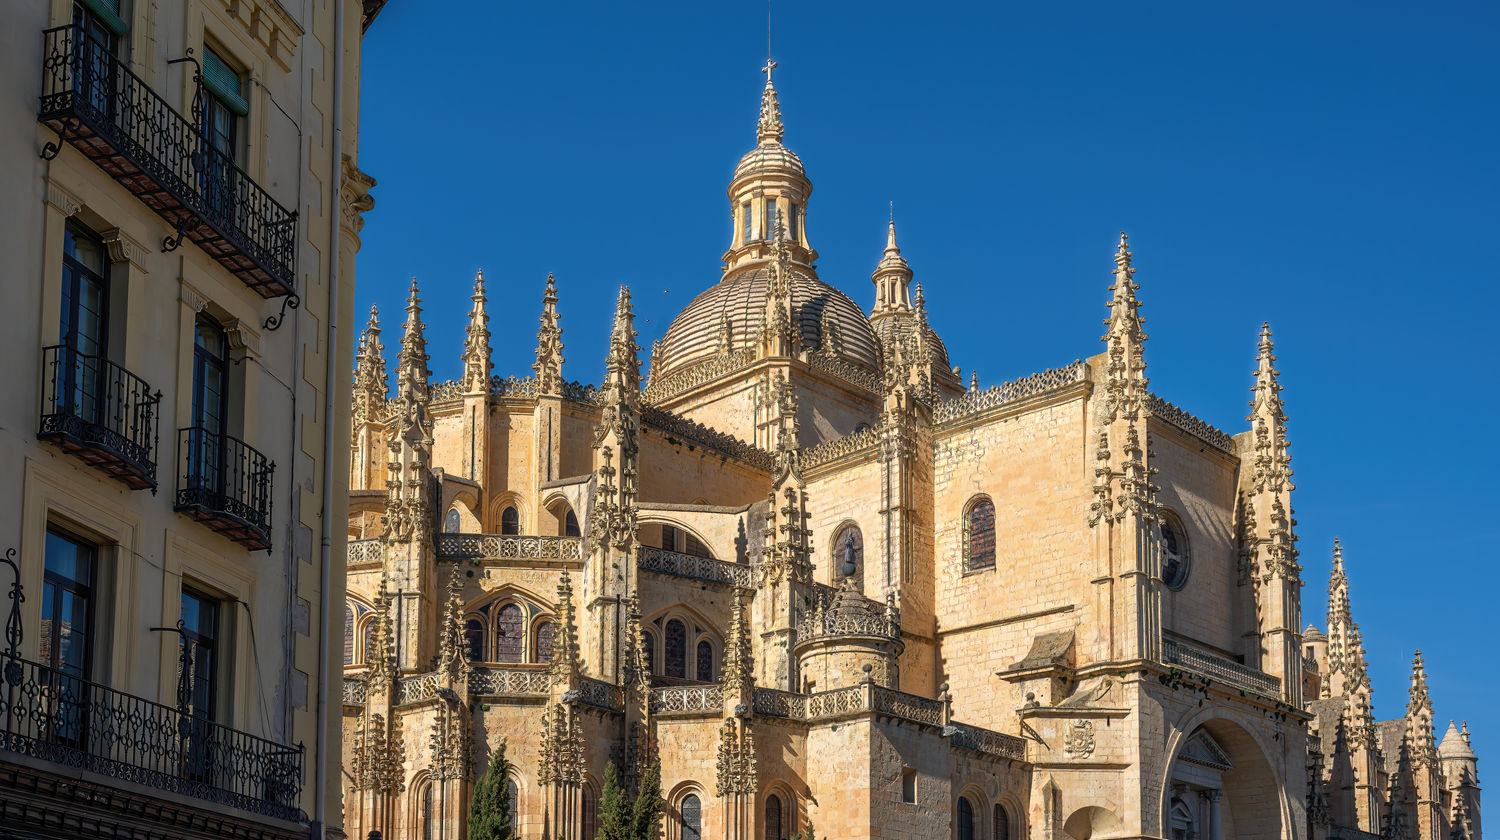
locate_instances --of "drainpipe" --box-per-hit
[314,0,346,837]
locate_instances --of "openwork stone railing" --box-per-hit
[946,721,1027,760]
[644,348,756,404]
[343,676,368,705]
[1147,394,1236,454]
[1163,639,1281,699]
[751,684,947,729]
[641,404,775,471]
[752,687,807,719]
[435,534,583,562]
[470,666,552,697]
[933,361,1087,425]
[0,653,304,820]
[797,586,901,645]
[1304,653,1319,673]
[347,538,383,565]
[397,672,440,705]
[803,424,882,470]
[807,351,883,393]
[572,676,624,712]
[638,546,753,589]
[650,684,724,715]
[382,378,600,420]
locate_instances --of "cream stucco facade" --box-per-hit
[0,1,378,840]
[339,63,1479,840]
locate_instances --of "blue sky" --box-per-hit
[358,2,1499,760]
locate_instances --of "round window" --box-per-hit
[1160,514,1190,590]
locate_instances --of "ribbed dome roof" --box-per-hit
[733,142,806,182]
[654,266,880,379]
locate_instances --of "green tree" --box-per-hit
[792,817,820,840]
[597,763,631,840]
[629,763,664,840]
[468,740,516,840]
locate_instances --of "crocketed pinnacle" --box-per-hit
[720,588,753,694]
[1101,232,1148,421]
[396,277,430,401]
[534,272,565,393]
[550,569,581,679]
[1248,322,1294,493]
[757,58,784,144]
[1325,538,1369,689]
[462,271,492,392]
[353,304,388,419]
[605,286,640,393]
[1408,650,1432,714]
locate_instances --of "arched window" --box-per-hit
[465,618,487,663]
[957,796,975,840]
[994,804,1011,840]
[344,605,355,666]
[695,640,714,682]
[444,507,462,533]
[684,532,710,558]
[419,782,434,840]
[564,511,580,537]
[643,631,656,675]
[681,794,702,840]
[765,794,783,840]
[496,604,524,662]
[833,524,864,592]
[506,777,519,830]
[1159,510,1191,590]
[582,787,596,840]
[535,620,555,664]
[500,506,520,535]
[965,496,996,572]
[664,619,687,679]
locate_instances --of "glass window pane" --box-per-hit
[958,798,974,840]
[496,604,524,662]
[466,618,486,663]
[682,795,701,840]
[765,795,782,840]
[664,619,686,679]
[741,202,752,244]
[968,499,996,571]
[535,621,555,664]
[765,199,778,239]
[564,511,580,537]
[695,640,713,682]
[501,507,520,535]
[344,605,355,666]
[363,619,378,664]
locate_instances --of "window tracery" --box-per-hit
[964,496,996,572]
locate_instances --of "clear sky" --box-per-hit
[358,1,1499,762]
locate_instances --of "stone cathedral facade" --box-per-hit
[339,64,1481,840]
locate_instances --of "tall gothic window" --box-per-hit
[834,524,863,592]
[957,797,975,840]
[496,604,524,662]
[681,794,702,840]
[506,778,519,830]
[500,506,520,535]
[765,198,779,239]
[994,805,1011,840]
[661,524,679,552]
[964,496,996,572]
[363,618,377,664]
[684,532,710,558]
[643,631,655,674]
[664,619,687,679]
[741,202,752,245]
[534,620,555,664]
[765,794,783,840]
[787,202,799,243]
[695,640,713,682]
[419,782,433,840]
[564,510,580,537]
[344,605,355,666]
[465,618,487,663]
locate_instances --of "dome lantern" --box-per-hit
[723,60,817,274]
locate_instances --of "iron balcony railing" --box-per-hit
[37,344,160,490]
[0,653,304,821]
[38,24,297,298]
[175,427,274,550]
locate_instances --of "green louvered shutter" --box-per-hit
[79,0,128,35]
[202,47,249,116]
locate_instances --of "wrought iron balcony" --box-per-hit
[174,427,274,550]
[0,653,304,821]
[37,344,160,491]
[38,25,297,299]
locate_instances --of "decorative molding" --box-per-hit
[641,403,774,471]
[44,180,82,217]
[226,320,262,359]
[101,227,151,272]
[1063,719,1096,759]
[803,424,882,470]
[179,282,209,313]
[1146,393,1236,454]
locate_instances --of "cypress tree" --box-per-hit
[467,740,516,840]
[597,763,631,840]
[629,763,664,840]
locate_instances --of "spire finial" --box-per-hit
[534,272,565,394]
[463,270,492,392]
[757,59,784,144]
[886,217,899,254]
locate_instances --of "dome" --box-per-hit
[733,142,806,183]
[1439,721,1475,760]
[654,266,880,380]
[1303,624,1327,642]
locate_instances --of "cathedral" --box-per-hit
[339,62,1481,840]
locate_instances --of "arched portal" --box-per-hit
[1160,717,1288,840]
